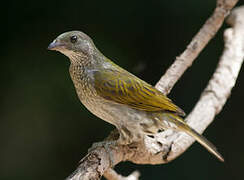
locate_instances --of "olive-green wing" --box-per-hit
[93,69,185,116]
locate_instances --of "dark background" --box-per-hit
[1,0,244,180]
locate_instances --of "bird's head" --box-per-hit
[48,31,96,62]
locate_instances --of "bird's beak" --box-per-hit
[47,40,65,50]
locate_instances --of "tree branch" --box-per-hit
[66,1,242,179]
[164,4,244,161]
[155,0,238,94]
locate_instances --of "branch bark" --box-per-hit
[155,0,238,94]
[66,1,242,179]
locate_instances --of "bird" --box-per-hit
[48,31,224,162]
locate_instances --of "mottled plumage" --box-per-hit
[48,31,224,162]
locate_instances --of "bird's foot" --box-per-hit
[88,140,117,152]
[116,136,133,145]
[162,142,173,162]
[88,140,118,166]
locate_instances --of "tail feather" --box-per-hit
[164,113,224,162]
[181,124,224,162]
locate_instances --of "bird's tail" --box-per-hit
[162,113,224,162]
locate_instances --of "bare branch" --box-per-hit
[66,1,242,179]
[155,0,239,94]
[66,147,110,180]
[164,5,244,161]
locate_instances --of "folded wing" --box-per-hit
[93,69,185,116]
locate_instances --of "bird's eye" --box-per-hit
[70,35,77,43]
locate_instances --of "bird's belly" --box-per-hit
[81,98,117,124]
[79,94,178,145]
[75,85,162,143]
[80,95,149,127]
[80,96,132,126]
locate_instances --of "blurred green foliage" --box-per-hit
[1,0,244,180]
